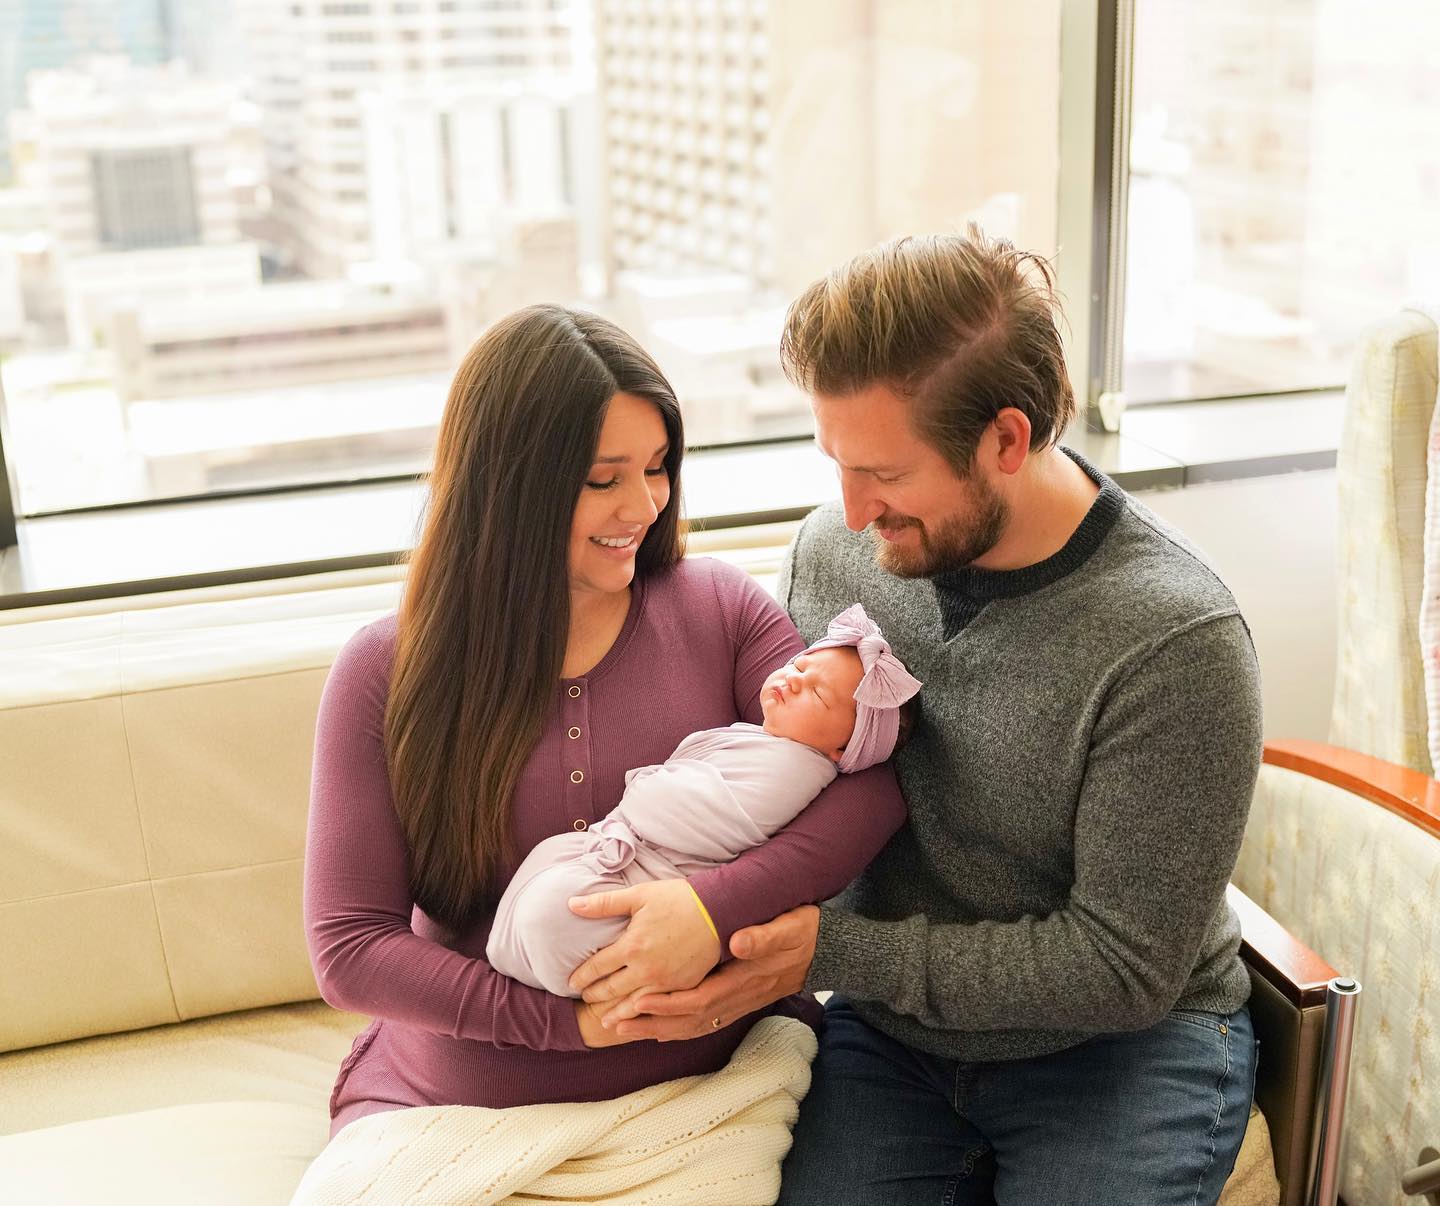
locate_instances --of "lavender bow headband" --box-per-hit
[799,603,922,773]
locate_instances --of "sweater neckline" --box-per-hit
[561,573,649,686]
[931,448,1125,605]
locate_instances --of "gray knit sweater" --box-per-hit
[781,453,1263,1063]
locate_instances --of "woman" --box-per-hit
[304,305,906,1137]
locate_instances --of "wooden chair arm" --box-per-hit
[1236,738,1424,1007]
[1227,883,1338,1009]
[1264,738,1440,840]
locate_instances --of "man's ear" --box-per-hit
[992,408,1032,476]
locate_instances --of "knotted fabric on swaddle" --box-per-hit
[578,816,643,872]
[797,603,922,773]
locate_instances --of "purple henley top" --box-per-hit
[304,557,907,1135]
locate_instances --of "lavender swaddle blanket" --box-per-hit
[487,723,837,997]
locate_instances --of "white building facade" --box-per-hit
[108,280,450,402]
[244,0,582,280]
[16,60,254,259]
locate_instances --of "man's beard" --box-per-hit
[872,475,1009,579]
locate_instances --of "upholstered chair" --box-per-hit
[1235,308,1440,1206]
[1329,308,1439,774]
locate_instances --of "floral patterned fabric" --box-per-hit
[1414,306,1440,772]
[1331,309,1438,775]
[1235,764,1440,1206]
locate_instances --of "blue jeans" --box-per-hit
[778,997,1256,1206]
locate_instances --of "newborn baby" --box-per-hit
[486,603,922,997]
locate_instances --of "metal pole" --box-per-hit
[1086,0,1135,433]
[1307,976,1362,1206]
[1055,0,1100,427]
[1401,1145,1440,1201]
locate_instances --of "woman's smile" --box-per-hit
[589,532,641,557]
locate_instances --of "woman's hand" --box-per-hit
[574,999,639,1048]
[567,879,722,1022]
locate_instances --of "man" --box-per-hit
[591,229,1262,1204]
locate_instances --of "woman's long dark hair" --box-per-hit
[386,305,685,929]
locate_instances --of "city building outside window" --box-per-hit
[0,0,1061,515]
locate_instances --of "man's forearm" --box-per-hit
[805,900,1214,1034]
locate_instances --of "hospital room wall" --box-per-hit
[1139,469,1338,744]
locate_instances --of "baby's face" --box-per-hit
[759,646,865,762]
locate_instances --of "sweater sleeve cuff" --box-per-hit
[686,868,742,962]
[803,905,913,1002]
[546,991,588,1051]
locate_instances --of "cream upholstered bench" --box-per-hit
[0,569,401,1203]
[0,546,1312,1204]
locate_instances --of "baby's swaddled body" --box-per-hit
[487,722,837,997]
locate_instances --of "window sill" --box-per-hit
[0,390,1342,610]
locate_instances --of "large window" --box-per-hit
[0,0,1060,515]
[11,1,1429,540]
[1124,0,1440,404]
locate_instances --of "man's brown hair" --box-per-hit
[779,226,1075,472]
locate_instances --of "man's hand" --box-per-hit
[567,879,721,1007]
[606,905,820,1040]
[574,999,639,1048]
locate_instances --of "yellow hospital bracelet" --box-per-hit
[687,883,721,945]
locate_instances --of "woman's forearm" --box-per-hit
[306,624,588,1052]
[306,905,587,1050]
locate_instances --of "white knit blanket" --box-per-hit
[1414,303,1440,771]
[290,1017,817,1206]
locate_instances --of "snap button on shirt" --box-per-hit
[562,681,591,843]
